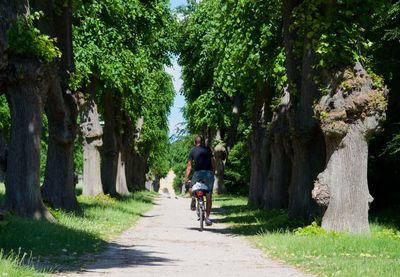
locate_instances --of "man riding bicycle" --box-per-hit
[185,136,215,226]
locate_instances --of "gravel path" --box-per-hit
[56,191,312,277]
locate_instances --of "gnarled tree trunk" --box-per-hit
[41,1,79,211]
[41,78,78,211]
[78,90,103,196]
[313,62,388,233]
[5,61,54,220]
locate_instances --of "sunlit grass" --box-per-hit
[0,183,156,275]
[213,195,400,277]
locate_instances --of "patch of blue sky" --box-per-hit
[166,56,186,137]
[170,0,188,9]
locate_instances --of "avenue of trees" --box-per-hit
[1,0,399,236]
[176,0,399,233]
[0,0,175,219]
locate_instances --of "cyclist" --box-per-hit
[185,136,215,226]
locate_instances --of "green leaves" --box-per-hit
[291,0,379,69]
[7,11,61,63]
[179,0,284,134]
[0,95,10,134]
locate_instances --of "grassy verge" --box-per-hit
[0,183,156,275]
[213,195,400,277]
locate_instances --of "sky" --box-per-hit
[166,0,188,137]
[165,57,185,137]
[170,0,187,9]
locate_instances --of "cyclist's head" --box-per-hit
[194,135,203,146]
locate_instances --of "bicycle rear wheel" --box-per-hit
[199,200,204,231]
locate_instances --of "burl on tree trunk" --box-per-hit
[78,95,103,196]
[5,61,54,220]
[313,62,388,233]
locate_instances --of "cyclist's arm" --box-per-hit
[185,159,192,183]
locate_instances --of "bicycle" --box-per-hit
[191,181,210,231]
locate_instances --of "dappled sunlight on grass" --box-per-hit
[214,195,400,277]
[0,183,156,274]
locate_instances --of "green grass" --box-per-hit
[0,250,45,277]
[213,196,400,277]
[0,183,156,275]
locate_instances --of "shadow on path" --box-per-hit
[56,242,175,273]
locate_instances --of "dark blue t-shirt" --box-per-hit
[188,146,213,171]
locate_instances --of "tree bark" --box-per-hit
[101,91,118,196]
[41,0,79,211]
[41,78,78,211]
[283,0,326,219]
[265,90,292,210]
[78,87,103,196]
[116,149,129,194]
[128,151,148,191]
[313,62,388,233]
[124,116,146,191]
[213,129,227,194]
[0,129,8,182]
[115,103,129,194]
[5,61,54,220]
[248,85,270,207]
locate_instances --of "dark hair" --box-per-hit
[194,136,202,145]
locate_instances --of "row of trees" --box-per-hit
[0,0,175,219]
[177,0,399,233]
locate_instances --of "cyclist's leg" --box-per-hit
[189,171,200,210]
[205,171,214,218]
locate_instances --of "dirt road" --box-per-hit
[56,193,312,277]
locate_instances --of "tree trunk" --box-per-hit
[287,133,325,219]
[34,0,79,211]
[265,131,291,210]
[79,90,103,196]
[248,86,270,207]
[116,114,129,195]
[101,91,118,196]
[41,78,78,211]
[213,130,226,194]
[115,106,129,194]
[5,61,53,220]
[313,62,388,233]
[226,92,242,153]
[264,88,292,211]
[116,150,129,194]
[128,151,148,191]
[124,116,146,191]
[283,0,326,219]
[0,129,8,183]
